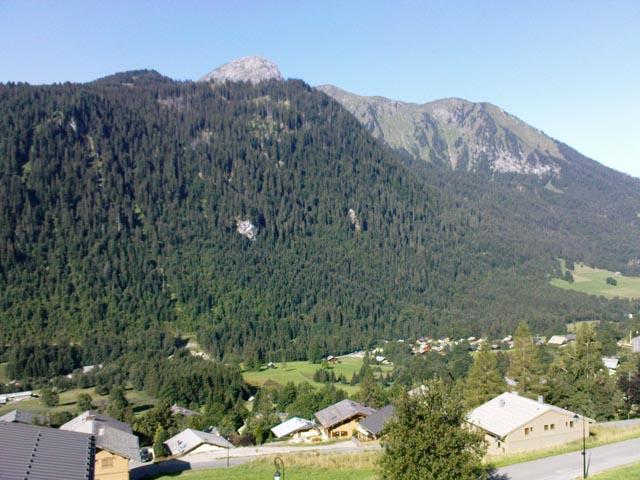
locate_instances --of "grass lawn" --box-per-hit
[550,262,640,299]
[0,362,8,383]
[0,385,156,417]
[591,462,640,479]
[490,424,640,468]
[153,453,379,480]
[242,357,391,395]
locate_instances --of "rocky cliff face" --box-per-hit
[317,84,565,178]
[199,56,282,84]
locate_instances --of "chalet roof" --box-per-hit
[358,405,395,436]
[164,428,233,456]
[170,404,201,417]
[60,410,139,460]
[0,409,43,425]
[270,417,318,438]
[0,421,95,480]
[602,357,620,370]
[466,392,592,439]
[314,399,375,428]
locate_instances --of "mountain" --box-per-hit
[0,61,638,365]
[199,56,283,84]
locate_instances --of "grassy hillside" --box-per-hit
[592,462,640,479]
[0,386,156,417]
[551,263,640,299]
[243,358,391,395]
[0,362,8,383]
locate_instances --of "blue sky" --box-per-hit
[1,0,638,177]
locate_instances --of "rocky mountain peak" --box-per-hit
[199,56,283,84]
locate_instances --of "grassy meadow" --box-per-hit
[550,262,640,299]
[0,362,8,384]
[153,453,379,480]
[0,385,156,417]
[591,462,640,479]
[242,357,392,395]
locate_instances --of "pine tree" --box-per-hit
[464,342,505,409]
[356,365,388,408]
[546,324,623,420]
[380,379,489,480]
[507,322,544,397]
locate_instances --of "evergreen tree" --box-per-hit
[76,393,93,412]
[463,342,505,409]
[106,385,133,422]
[40,386,59,408]
[380,379,489,480]
[355,365,388,408]
[153,425,169,458]
[546,325,623,420]
[507,322,544,397]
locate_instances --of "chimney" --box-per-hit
[538,395,544,404]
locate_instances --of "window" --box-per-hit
[524,427,530,435]
[101,458,114,468]
[570,421,574,428]
[544,425,549,431]
[550,424,555,430]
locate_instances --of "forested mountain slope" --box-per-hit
[0,73,637,363]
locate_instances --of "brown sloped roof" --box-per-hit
[314,399,375,428]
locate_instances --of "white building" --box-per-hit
[164,428,233,457]
[270,417,321,442]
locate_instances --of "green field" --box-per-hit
[0,385,156,417]
[591,462,640,479]
[0,362,8,384]
[550,263,640,299]
[153,453,378,480]
[242,357,391,395]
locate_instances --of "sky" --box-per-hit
[1,0,639,177]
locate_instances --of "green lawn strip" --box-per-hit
[590,462,640,479]
[490,425,640,468]
[550,262,640,299]
[0,362,9,383]
[153,465,377,480]
[242,358,391,395]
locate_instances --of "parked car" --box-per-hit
[140,447,154,463]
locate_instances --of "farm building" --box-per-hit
[356,404,395,440]
[0,409,44,425]
[0,421,96,480]
[270,417,321,442]
[0,390,34,405]
[61,411,139,480]
[164,428,233,457]
[314,399,375,440]
[466,392,592,455]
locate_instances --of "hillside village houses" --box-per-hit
[314,399,375,440]
[270,417,322,442]
[61,411,140,480]
[466,392,593,455]
[0,390,34,405]
[164,428,234,457]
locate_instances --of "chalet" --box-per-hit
[170,404,201,417]
[356,405,395,440]
[602,357,620,375]
[547,334,576,346]
[270,417,321,442]
[164,428,233,457]
[314,399,375,440]
[326,355,340,364]
[466,392,592,455]
[632,336,640,353]
[0,390,34,405]
[0,421,96,480]
[61,411,139,480]
[0,409,44,425]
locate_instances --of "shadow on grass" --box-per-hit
[130,459,191,480]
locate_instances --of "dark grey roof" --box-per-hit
[60,411,140,460]
[314,399,375,428]
[0,421,95,480]
[358,405,395,436]
[0,409,43,425]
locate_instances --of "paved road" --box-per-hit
[132,437,640,480]
[496,437,640,480]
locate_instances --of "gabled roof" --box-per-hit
[466,392,591,439]
[602,357,620,370]
[164,428,234,456]
[358,405,395,436]
[0,409,43,425]
[0,421,95,480]
[314,399,375,428]
[170,404,201,417]
[270,417,318,438]
[60,410,139,460]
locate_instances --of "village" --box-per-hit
[2,324,640,480]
